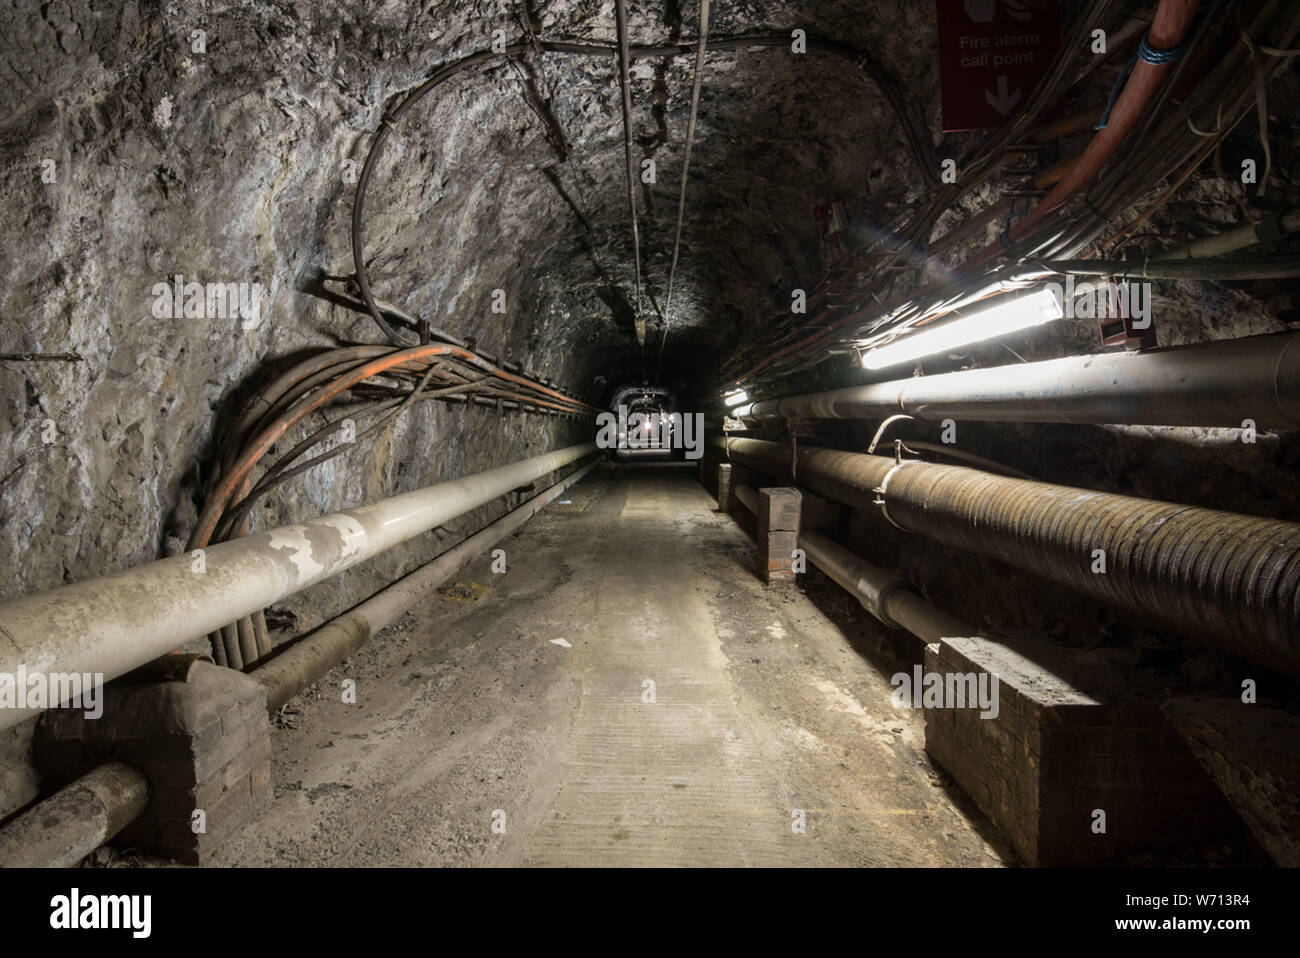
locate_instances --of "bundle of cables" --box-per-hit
[721,0,1300,391]
[187,342,598,671]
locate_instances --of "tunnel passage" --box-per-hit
[1,0,1299,887]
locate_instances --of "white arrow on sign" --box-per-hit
[985,74,1022,115]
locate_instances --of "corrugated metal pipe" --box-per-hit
[732,483,976,643]
[738,332,1300,429]
[724,438,1300,676]
[0,442,597,731]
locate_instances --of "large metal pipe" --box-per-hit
[725,439,1300,676]
[740,333,1300,430]
[0,443,597,730]
[0,763,148,867]
[732,483,975,643]
[254,456,600,712]
[800,531,976,643]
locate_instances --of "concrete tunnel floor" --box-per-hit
[212,465,1006,867]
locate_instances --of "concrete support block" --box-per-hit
[758,487,801,584]
[35,661,272,865]
[716,463,733,513]
[922,638,1240,866]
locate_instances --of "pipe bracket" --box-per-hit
[873,454,917,530]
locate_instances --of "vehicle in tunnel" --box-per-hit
[0,0,1297,939]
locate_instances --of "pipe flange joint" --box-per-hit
[867,580,918,630]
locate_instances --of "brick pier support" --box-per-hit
[35,660,272,864]
[758,486,801,584]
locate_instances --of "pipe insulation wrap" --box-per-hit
[0,442,597,730]
[725,439,1300,675]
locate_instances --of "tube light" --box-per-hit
[860,288,1064,371]
[723,389,749,407]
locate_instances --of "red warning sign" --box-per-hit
[936,0,1061,132]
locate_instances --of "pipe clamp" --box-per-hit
[873,457,916,530]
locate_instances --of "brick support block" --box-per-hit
[757,487,801,584]
[922,638,1240,866]
[716,463,733,513]
[35,661,272,865]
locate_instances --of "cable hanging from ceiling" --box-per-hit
[657,0,711,383]
[510,10,621,309]
[614,0,646,348]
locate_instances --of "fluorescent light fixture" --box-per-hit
[723,389,749,407]
[860,288,1064,370]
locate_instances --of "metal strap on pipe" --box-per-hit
[0,443,597,730]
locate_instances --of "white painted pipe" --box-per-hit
[254,455,601,712]
[0,443,596,730]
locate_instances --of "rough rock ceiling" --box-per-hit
[349,0,937,398]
